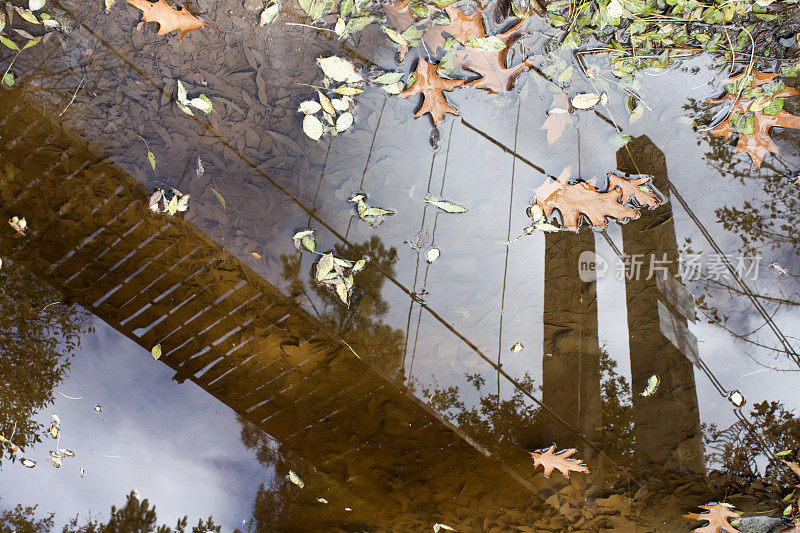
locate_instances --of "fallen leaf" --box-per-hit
[529,445,589,478]
[316,56,363,83]
[80,467,85,477]
[771,262,789,275]
[572,92,601,110]
[298,100,322,114]
[125,0,209,41]
[640,374,660,396]
[425,247,440,263]
[15,7,40,24]
[399,59,465,125]
[105,0,114,12]
[454,21,534,93]
[708,69,800,169]
[423,4,485,50]
[21,458,36,468]
[336,111,354,132]
[682,503,741,533]
[196,158,204,178]
[541,93,572,144]
[317,498,328,504]
[251,252,262,259]
[373,72,404,84]
[8,216,26,235]
[147,150,155,170]
[94,405,102,412]
[316,253,335,281]
[433,524,456,533]
[303,114,324,141]
[532,167,658,231]
[424,195,468,213]
[210,187,226,208]
[260,1,279,25]
[151,343,162,360]
[29,0,45,11]
[510,342,523,353]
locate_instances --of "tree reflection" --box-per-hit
[62,491,220,533]
[281,235,405,377]
[0,260,92,465]
[705,400,800,486]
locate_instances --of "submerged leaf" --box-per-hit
[210,187,226,208]
[529,445,589,478]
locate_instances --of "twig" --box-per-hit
[285,22,335,32]
[59,77,84,116]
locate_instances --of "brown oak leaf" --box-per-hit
[126,0,208,41]
[422,4,485,51]
[383,0,414,32]
[533,166,658,231]
[682,504,741,533]
[529,445,589,478]
[399,58,465,125]
[541,93,572,145]
[454,21,534,93]
[708,69,800,169]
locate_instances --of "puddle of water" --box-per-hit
[2,0,800,530]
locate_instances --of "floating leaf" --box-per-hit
[287,470,305,488]
[424,195,467,213]
[298,100,322,114]
[316,56,363,83]
[333,86,362,96]
[317,498,328,504]
[571,93,601,110]
[94,405,102,412]
[776,450,792,456]
[384,26,409,45]
[510,342,523,353]
[210,187,226,208]
[260,1,280,25]
[0,36,19,51]
[529,445,589,478]
[374,72,404,84]
[425,247,440,263]
[147,151,156,170]
[21,458,36,468]
[316,253,335,281]
[303,115,324,141]
[336,112,354,132]
[683,503,740,533]
[433,524,456,533]
[335,282,350,305]
[105,0,115,12]
[640,374,660,397]
[151,344,162,360]
[15,8,40,24]
[8,216,27,235]
[125,0,208,41]
[29,0,46,11]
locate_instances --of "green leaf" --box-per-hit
[466,35,506,51]
[2,72,14,87]
[401,25,423,43]
[362,207,394,217]
[210,187,225,208]
[316,253,335,281]
[335,281,350,305]
[293,229,314,240]
[424,195,467,213]
[260,1,280,25]
[763,97,784,115]
[776,450,792,456]
[373,72,404,85]
[151,344,162,360]
[384,26,409,45]
[22,37,40,50]
[302,235,316,252]
[340,0,353,17]
[0,36,19,51]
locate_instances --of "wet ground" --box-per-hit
[1,0,800,530]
